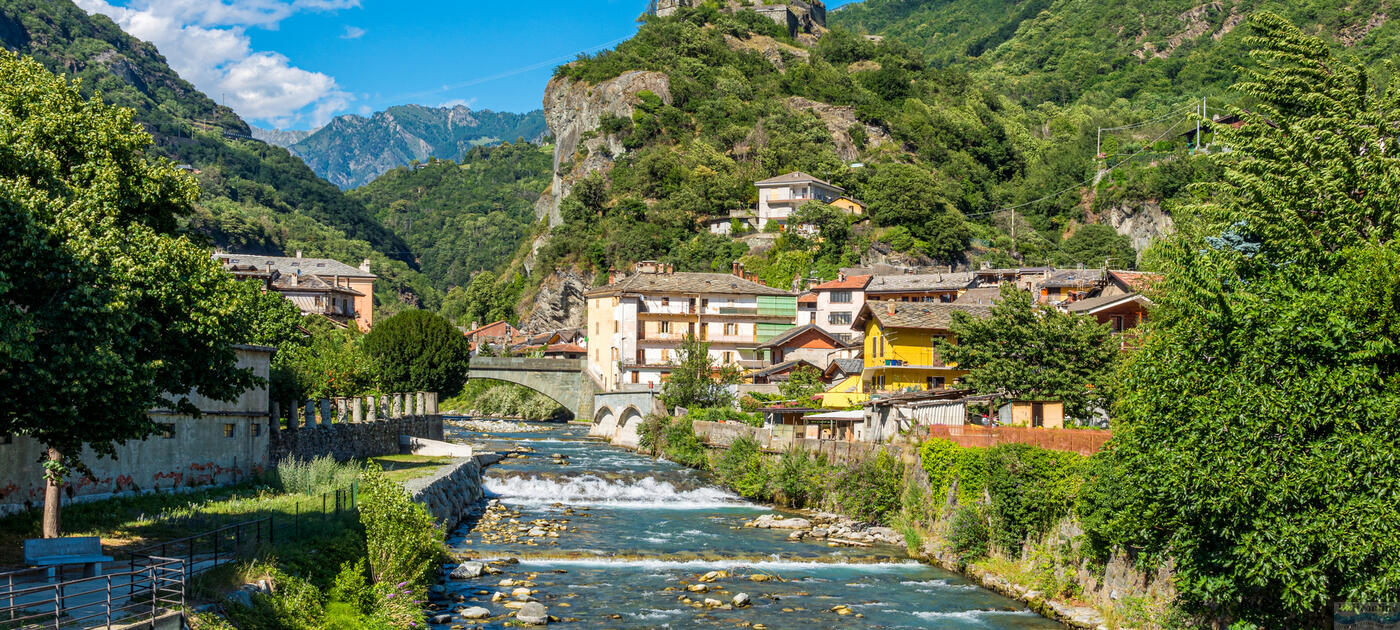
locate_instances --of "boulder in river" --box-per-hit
[515,602,549,625]
[459,606,491,619]
[449,561,484,580]
[733,593,751,607]
[750,514,812,529]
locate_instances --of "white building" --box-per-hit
[755,171,844,231]
[585,263,797,390]
[808,274,872,341]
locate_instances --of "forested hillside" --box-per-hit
[351,142,553,291]
[524,4,1140,297]
[289,105,548,189]
[0,0,442,316]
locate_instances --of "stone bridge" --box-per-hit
[468,357,597,419]
[466,357,662,447]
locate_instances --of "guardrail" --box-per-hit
[0,557,184,629]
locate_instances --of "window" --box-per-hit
[701,298,709,312]
[223,423,236,438]
[830,290,852,304]
[659,321,671,334]
[1110,315,1125,333]
[724,323,738,336]
[158,423,175,439]
[614,320,619,333]
[828,312,852,326]
[661,297,670,307]
[722,351,734,363]
[631,371,640,384]
[660,349,671,362]
[611,348,619,362]
[252,423,263,437]
[926,376,945,390]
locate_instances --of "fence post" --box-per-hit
[105,575,112,627]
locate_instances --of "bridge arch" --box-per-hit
[591,406,618,439]
[611,406,645,449]
[466,357,596,420]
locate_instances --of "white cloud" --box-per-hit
[341,25,365,39]
[439,97,477,109]
[75,0,357,128]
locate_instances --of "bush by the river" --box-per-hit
[276,456,363,495]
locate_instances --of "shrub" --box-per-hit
[277,456,362,495]
[687,406,762,426]
[328,560,373,616]
[947,504,989,564]
[983,444,1084,552]
[661,416,709,469]
[358,464,444,591]
[772,447,828,508]
[714,436,770,499]
[831,449,904,524]
[222,570,325,630]
[361,310,471,397]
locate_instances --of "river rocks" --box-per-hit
[459,606,491,619]
[698,570,727,582]
[687,584,708,593]
[703,598,722,608]
[449,561,485,580]
[748,574,771,582]
[747,514,812,530]
[515,601,549,625]
[430,613,452,624]
[732,593,751,607]
[448,418,550,433]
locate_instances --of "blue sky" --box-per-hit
[79,0,861,130]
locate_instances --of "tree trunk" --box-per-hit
[42,446,63,539]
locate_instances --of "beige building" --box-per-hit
[219,252,377,331]
[755,171,844,232]
[586,263,797,390]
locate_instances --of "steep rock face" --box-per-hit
[784,96,892,161]
[534,70,673,227]
[521,270,590,332]
[1100,200,1176,252]
[251,127,314,148]
[288,104,548,189]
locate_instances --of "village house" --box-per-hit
[808,274,871,341]
[1065,270,1160,334]
[797,292,818,325]
[463,320,520,354]
[1037,268,1106,304]
[864,272,977,303]
[972,266,1055,290]
[754,171,844,232]
[585,262,797,389]
[852,301,991,395]
[829,195,865,216]
[218,252,376,331]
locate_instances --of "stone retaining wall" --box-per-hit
[691,421,913,465]
[269,415,443,463]
[403,455,488,531]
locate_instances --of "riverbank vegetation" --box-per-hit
[441,380,569,421]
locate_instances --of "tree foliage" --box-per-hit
[362,310,471,397]
[659,334,741,410]
[1086,14,1400,625]
[940,284,1118,418]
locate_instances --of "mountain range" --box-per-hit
[271,105,548,190]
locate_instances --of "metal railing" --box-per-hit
[0,557,184,629]
[128,517,272,584]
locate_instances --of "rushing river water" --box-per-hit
[433,421,1062,629]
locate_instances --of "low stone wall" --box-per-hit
[270,415,443,463]
[692,420,770,448]
[402,455,488,531]
[691,421,912,465]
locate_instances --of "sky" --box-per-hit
[77,0,861,130]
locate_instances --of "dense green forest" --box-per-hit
[351,142,554,291]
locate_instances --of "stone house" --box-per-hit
[219,251,376,331]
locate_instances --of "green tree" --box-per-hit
[0,52,261,537]
[863,163,955,228]
[1057,224,1136,269]
[362,310,471,397]
[660,334,741,409]
[1087,14,1400,626]
[940,285,1117,418]
[778,365,826,401]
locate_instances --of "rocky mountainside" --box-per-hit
[252,126,315,148]
[288,105,548,189]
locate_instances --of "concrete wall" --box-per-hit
[0,346,273,516]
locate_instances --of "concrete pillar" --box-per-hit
[335,397,349,423]
[352,398,364,423]
[304,400,317,428]
[366,396,378,423]
[269,401,281,436]
[320,399,333,425]
[415,392,426,417]
[391,394,402,419]
[425,392,438,414]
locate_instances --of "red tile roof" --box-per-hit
[810,275,872,291]
[545,343,586,354]
[1109,270,1162,292]
[797,292,818,305]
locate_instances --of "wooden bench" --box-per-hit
[24,537,113,581]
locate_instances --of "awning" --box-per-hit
[803,410,864,421]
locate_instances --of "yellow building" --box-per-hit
[851,301,991,395]
[830,196,865,216]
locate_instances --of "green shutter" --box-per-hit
[757,322,794,343]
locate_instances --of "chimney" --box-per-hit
[608,267,618,285]
[359,258,371,273]
[295,250,303,258]
[470,321,479,331]
[732,261,741,276]
[886,301,896,316]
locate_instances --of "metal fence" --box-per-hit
[0,556,184,629]
[925,424,1112,456]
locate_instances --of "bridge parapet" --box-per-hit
[467,357,595,419]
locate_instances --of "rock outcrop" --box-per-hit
[1098,200,1175,253]
[784,96,891,161]
[534,71,673,227]
[521,270,589,331]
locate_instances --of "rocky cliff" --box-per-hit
[288,104,548,189]
[1097,200,1176,253]
[520,270,590,332]
[534,70,673,227]
[251,127,314,148]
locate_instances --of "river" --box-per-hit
[432,421,1063,629]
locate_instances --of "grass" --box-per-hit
[369,455,456,483]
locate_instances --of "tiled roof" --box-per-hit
[757,324,848,349]
[797,292,818,305]
[1109,270,1161,292]
[464,320,515,337]
[1040,269,1106,289]
[1067,292,1151,314]
[754,171,843,191]
[544,343,586,354]
[270,273,364,295]
[826,357,863,376]
[583,272,794,298]
[810,274,872,291]
[866,272,975,293]
[218,254,374,279]
[752,359,820,378]
[853,302,992,331]
[954,287,1003,305]
[974,266,1054,276]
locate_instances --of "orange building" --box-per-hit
[219,252,376,331]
